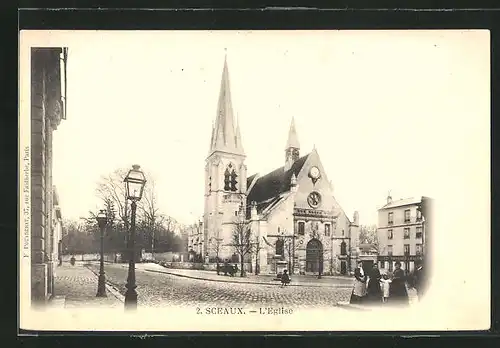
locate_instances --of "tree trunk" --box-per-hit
[240,258,244,277]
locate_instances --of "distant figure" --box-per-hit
[366,263,382,304]
[281,270,291,287]
[389,261,409,306]
[380,273,392,303]
[350,261,367,304]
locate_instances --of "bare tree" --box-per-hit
[230,219,253,277]
[359,224,379,250]
[96,168,131,234]
[284,237,300,275]
[139,176,160,255]
[209,235,224,275]
[252,236,263,275]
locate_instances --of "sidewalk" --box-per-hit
[50,263,123,309]
[337,287,420,310]
[115,262,354,288]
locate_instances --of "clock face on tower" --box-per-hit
[309,166,320,179]
[307,191,322,209]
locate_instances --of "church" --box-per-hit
[203,57,360,275]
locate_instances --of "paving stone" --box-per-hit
[54,264,122,308]
[87,263,352,309]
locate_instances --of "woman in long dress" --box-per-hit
[366,263,382,304]
[389,261,409,306]
[350,261,367,304]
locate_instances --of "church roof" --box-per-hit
[246,153,310,215]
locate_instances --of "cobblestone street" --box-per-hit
[86,263,352,309]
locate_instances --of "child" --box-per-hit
[380,273,392,303]
[281,269,291,287]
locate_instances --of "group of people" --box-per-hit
[350,260,424,306]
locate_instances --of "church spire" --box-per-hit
[286,117,300,150]
[209,54,244,157]
[284,117,300,171]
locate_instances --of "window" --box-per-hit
[325,224,331,237]
[230,169,238,191]
[380,261,385,269]
[277,227,280,233]
[404,227,410,239]
[388,212,394,225]
[224,163,238,192]
[387,245,393,256]
[342,229,345,236]
[416,209,422,221]
[387,229,393,239]
[234,211,238,216]
[340,241,347,255]
[298,222,305,235]
[404,244,410,255]
[276,239,284,256]
[224,168,231,191]
[416,244,423,255]
[416,226,423,239]
[404,209,411,223]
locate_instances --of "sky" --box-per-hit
[39,30,490,226]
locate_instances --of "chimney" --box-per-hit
[387,193,392,205]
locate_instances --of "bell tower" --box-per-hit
[204,55,247,259]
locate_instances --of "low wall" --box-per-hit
[62,253,121,263]
[156,260,252,272]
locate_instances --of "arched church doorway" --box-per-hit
[306,239,323,273]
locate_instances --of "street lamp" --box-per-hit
[96,209,108,297]
[123,164,147,310]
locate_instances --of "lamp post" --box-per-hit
[96,209,108,297]
[123,164,147,310]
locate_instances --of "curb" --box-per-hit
[85,265,125,303]
[336,301,373,311]
[144,267,353,289]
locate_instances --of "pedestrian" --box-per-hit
[350,261,367,304]
[413,262,425,301]
[366,263,382,304]
[281,269,291,287]
[389,261,409,306]
[380,273,392,303]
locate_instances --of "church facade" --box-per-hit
[203,58,360,275]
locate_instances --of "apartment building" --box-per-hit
[377,195,424,274]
